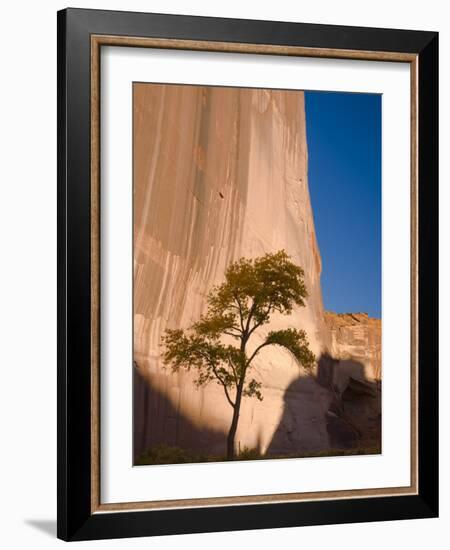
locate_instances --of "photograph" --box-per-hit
[132,83,382,466]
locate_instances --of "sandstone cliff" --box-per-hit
[320,312,382,450]
[325,312,382,381]
[133,83,380,460]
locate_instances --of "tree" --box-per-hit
[162,250,315,460]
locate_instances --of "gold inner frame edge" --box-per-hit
[90,34,419,514]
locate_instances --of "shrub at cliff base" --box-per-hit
[136,444,381,466]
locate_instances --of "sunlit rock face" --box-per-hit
[133,83,376,460]
[324,312,382,382]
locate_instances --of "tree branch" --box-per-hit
[245,341,271,368]
[243,300,256,335]
[223,330,241,338]
[247,302,273,340]
[226,355,239,385]
[196,349,236,408]
[211,362,236,407]
[222,383,236,408]
[233,292,246,333]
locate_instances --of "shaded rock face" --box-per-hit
[320,313,382,450]
[133,83,380,460]
[316,353,381,451]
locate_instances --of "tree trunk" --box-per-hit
[226,407,239,460]
[226,382,244,460]
[226,333,248,460]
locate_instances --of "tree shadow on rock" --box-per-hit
[266,353,381,458]
[265,373,332,456]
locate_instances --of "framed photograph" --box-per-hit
[57,8,438,541]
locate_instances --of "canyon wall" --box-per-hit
[133,83,380,460]
[325,312,382,382]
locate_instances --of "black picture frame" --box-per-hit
[57,7,438,541]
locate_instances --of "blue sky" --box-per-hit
[304,91,381,318]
